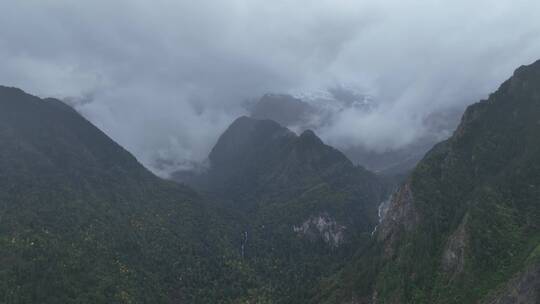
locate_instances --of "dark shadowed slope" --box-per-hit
[177,115,386,238]
[316,60,540,304]
[0,86,247,303]
[173,116,387,303]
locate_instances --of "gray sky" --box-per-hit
[1,0,540,175]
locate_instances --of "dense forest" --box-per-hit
[315,60,540,304]
[0,59,539,303]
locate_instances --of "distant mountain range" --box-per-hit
[0,60,539,303]
[244,89,463,175]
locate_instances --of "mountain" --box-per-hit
[249,93,316,127]
[6,57,539,303]
[315,61,540,303]
[245,91,462,176]
[173,116,387,302]
[0,86,248,303]
[0,86,387,304]
[176,116,385,235]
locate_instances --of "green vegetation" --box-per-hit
[0,86,252,303]
[0,86,387,303]
[179,116,388,303]
[1,58,539,304]
[316,60,540,303]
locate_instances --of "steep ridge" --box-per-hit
[177,116,385,239]
[0,86,246,303]
[316,60,540,303]
[174,116,387,302]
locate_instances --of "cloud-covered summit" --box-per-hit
[1,0,539,175]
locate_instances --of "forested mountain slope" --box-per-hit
[0,86,388,304]
[6,56,540,304]
[174,116,387,302]
[0,86,247,303]
[316,61,540,304]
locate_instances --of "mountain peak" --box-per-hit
[299,129,322,144]
[208,116,295,168]
[0,85,236,302]
[249,93,314,127]
[183,115,380,210]
[514,58,540,76]
[228,115,287,134]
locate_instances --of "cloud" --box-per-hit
[1,0,539,174]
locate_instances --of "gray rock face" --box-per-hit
[370,192,394,236]
[482,263,540,304]
[377,181,419,257]
[442,214,469,276]
[294,214,346,248]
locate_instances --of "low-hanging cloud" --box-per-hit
[1,0,539,175]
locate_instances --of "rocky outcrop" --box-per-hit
[376,181,419,257]
[370,192,393,236]
[481,262,540,304]
[294,214,346,247]
[441,214,469,276]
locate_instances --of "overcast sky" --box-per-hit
[1,0,540,175]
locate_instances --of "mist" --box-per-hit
[1,0,539,175]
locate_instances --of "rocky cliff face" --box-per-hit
[482,262,540,304]
[441,214,469,276]
[294,214,347,248]
[376,181,419,257]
